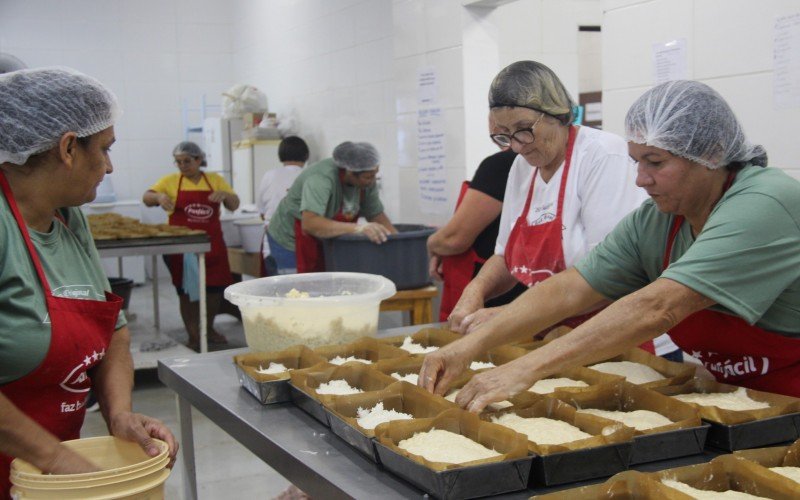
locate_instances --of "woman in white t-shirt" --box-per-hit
[449,61,677,358]
[255,136,309,275]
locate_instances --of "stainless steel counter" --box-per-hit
[158,324,720,500]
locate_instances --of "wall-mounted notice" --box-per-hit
[652,38,687,85]
[417,107,448,214]
[774,13,800,109]
[417,66,438,106]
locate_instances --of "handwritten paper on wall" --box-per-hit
[652,39,687,85]
[416,66,448,214]
[774,13,800,109]
[417,108,447,214]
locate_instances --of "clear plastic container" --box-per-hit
[224,272,396,352]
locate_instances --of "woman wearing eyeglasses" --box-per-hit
[143,141,240,351]
[447,61,677,354]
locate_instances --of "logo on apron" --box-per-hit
[185,203,214,221]
[59,348,106,393]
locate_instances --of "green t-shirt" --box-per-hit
[0,203,126,385]
[267,157,385,250]
[576,165,800,335]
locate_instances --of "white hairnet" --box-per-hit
[332,141,380,172]
[0,67,120,165]
[173,141,207,166]
[625,80,767,169]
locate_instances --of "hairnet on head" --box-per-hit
[173,141,207,166]
[625,80,767,169]
[489,61,575,125]
[332,141,380,172]
[0,67,120,165]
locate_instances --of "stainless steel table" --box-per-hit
[158,324,720,500]
[96,235,212,352]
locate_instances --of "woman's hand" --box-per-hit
[109,411,179,468]
[429,254,443,281]
[418,338,480,396]
[355,222,391,244]
[460,306,505,335]
[454,359,535,413]
[157,193,174,212]
[448,288,485,333]
[44,445,101,474]
[207,191,228,203]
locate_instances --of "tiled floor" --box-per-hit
[81,275,409,499]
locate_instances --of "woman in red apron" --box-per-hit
[0,67,176,498]
[420,80,800,411]
[143,141,240,351]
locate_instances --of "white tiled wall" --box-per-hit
[0,0,235,202]
[602,0,800,180]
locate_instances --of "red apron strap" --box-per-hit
[0,172,53,295]
[555,126,578,216]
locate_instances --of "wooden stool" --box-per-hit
[380,285,438,325]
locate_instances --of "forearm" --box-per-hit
[462,255,518,301]
[0,393,63,469]
[368,212,397,233]
[142,190,161,207]
[223,193,240,211]
[427,226,471,256]
[302,212,359,239]
[92,326,134,432]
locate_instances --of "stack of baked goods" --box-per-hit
[87,213,205,240]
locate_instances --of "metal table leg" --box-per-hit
[152,255,160,332]
[199,253,207,354]
[177,395,198,500]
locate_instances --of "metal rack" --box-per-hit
[181,95,221,140]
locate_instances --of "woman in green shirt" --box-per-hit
[420,80,800,409]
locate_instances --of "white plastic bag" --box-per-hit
[221,84,267,119]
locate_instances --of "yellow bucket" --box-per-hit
[10,436,171,499]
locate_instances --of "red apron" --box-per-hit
[663,176,800,396]
[294,170,363,273]
[0,173,122,498]
[165,173,232,287]
[503,126,603,334]
[439,181,486,321]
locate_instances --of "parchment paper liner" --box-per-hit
[325,381,455,438]
[373,407,528,471]
[234,345,327,381]
[374,356,426,381]
[480,397,635,455]
[525,366,625,395]
[378,327,462,348]
[439,372,540,414]
[470,344,529,370]
[734,438,800,467]
[531,470,650,499]
[312,336,409,365]
[289,363,397,406]
[552,381,701,435]
[653,378,800,424]
[645,454,800,498]
[585,348,696,389]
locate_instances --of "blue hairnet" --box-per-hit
[332,142,380,172]
[625,80,767,169]
[0,67,120,165]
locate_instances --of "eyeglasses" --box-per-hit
[490,112,544,148]
[174,157,196,166]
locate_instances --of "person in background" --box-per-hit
[420,80,800,411]
[0,68,177,498]
[428,119,526,321]
[446,61,679,357]
[256,136,309,276]
[143,141,240,352]
[267,141,397,274]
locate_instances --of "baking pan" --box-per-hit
[705,412,800,451]
[289,384,330,427]
[629,424,710,464]
[374,441,532,499]
[530,440,633,486]
[235,364,293,404]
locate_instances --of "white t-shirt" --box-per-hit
[257,165,303,257]
[495,126,648,266]
[256,165,304,223]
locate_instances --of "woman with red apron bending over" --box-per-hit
[448,61,665,349]
[429,149,526,321]
[143,141,240,351]
[0,68,177,498]
[265,141,397,275]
